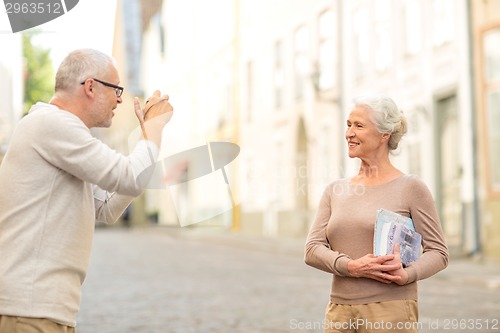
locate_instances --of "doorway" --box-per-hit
[435,94,463,252]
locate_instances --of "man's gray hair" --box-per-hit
[55,48,116,93]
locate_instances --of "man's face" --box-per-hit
[90,65,123,128]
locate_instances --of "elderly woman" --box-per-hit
[305,94,448,333]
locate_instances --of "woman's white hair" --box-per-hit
[353,93,408,150]
[55,48,116,93]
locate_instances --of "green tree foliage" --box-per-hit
[22,33,55,115]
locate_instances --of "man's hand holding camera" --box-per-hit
[134,90,174,147]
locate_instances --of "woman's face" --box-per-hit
[345,105,389,160]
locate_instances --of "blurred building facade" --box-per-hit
[0,34,23,163]
[470,0,500,260]
[139,0,240,228]
[96,0,164,226]
[120,0,500,261]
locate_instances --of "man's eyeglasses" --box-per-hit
[81,78,124,97]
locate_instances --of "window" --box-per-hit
[486,91,500,187]
[274,40,284,109]
[432,0,455,47]
[273,141,285,204]
[407,110,423,177]
[374,0,392,71]
[484,28,500,189]
[484,29,500,82]
[317,10,336,91]
[321,125,333,184]
[246,61,254,122]
[402,0,422,56]
[353,6,370,78]
[294,25,309,100]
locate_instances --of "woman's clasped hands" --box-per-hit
[346,244,409,285]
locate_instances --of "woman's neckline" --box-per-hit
[348,174,407,188]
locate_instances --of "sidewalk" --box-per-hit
[434,257,500,290]
[139,225,500,290]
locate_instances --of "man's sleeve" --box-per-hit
[31,110,159,196]
[93,185,135,224]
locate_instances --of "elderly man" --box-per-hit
[0,48,173,332]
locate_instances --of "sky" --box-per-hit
[0,0,118,69]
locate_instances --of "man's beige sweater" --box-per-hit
[305,175,448,304]
[0,103,159,326]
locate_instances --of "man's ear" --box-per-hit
[82,80,94,97]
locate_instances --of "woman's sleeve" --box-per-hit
[405,177,449,283]
[304,184,352,276]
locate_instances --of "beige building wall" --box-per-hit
[340,0,477,255]
[139,0,498,261]
[238,0,340,237]
[145,0,241,228]
[471,0,500,261]
[238,0,477,248]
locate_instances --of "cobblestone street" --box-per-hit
[76,228,500,333]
